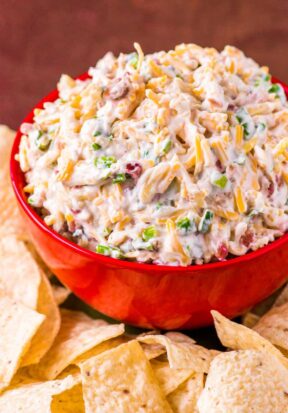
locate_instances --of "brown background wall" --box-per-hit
[0,0,288,129]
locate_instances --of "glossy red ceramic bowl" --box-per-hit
[10,74,288,330]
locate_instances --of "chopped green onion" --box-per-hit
[142,226,157,241]
[92,143,102,151]
[96,245,110,256]
[248,209,259,217]
[110,247,124,259]
[35,131,51,151]
[198,210,214,233]
[263,74,271,82]
[107,134,114,141]
[176,74,183,80]
[236,108,255,140]
[176,217,194,234]
[162,139,173,154]
[129,53,139,69]
[254,73,271,87]
[27,196,34,205]
[155,202,163,210]
[113,173,126,184]
[103,227,112,237]
[268,83,287,105]
[95,156,116,168]
[212,174,228,189]
[256,123,266,134]
[93,131,101,137]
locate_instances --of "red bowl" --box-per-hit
[10,74,288,330]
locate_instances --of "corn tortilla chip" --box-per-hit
[0,294,44,392]
[150,359,195,395]
[0,236,41,309]
[167,373,204,413]
[80,340,172,412]
[0,125,16,167]
[21,273,61,366]
[0,235,60,366]
[137,334,215,372]
[74,336,127,365]
[0,126,27,240]
[0,373,84,412]
[52,285,70,305]
[29,309,124,380]
[253,302,288,352]
[140,342,166,360]
[212,310,288,368]
[24,240,54,278]
[197,350,288,413]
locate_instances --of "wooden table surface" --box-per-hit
[1,0,288,128]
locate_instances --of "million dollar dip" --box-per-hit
[18,43,288,266]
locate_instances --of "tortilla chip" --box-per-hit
[211,310,288,368]
[21,273,61,366]
[52,285,70,305]
[29,309,124,380]
[51,380,84,412]
[167,373,204,413]
[242,311,260,328]
[0,127,27,240]
[74,336,127,365]
[197,350,288,413]
[137,334,215,372]
[253,302,288,352]
[0,125,15,167]
[140,342,166,360]
[0,236,41,309]
[0,236,60,366]
[0,373,84,412]
[0,294,44,392]
[80,340,172,412]
[150,359,195,395]
[24,240,54,278]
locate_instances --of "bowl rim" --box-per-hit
[10,73,288,273]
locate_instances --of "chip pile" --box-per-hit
[1,126,288,412]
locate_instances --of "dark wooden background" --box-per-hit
[1,0,288,129]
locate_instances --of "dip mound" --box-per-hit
[18,43,288,266]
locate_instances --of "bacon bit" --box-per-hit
[267,181,274,197]
[67,221,76,233]
[216,243,228,261]
[126,162,142,179]
[276,174,284,187]
[240,229,254,248]
[227,103,236,111]
[108,77,130,100]
[216,159,225,173]
[71,209,81,214]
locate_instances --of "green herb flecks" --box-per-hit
[113,173,127,184]
[268,83,287,105]
[235,108,255,140]
[94,156,117,168]
[162,138,173,154]
[176,217,195,234]
[198,210,214,233]
[92,143,102,151]
[212,174,228,189]
[142,226,157,242]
